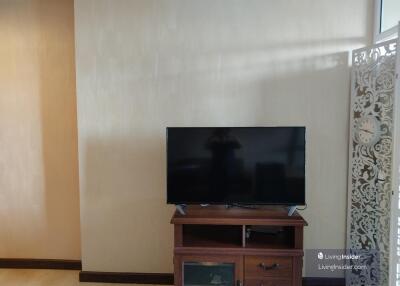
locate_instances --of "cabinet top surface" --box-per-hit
[171,205,307,226]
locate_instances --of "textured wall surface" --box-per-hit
[74,0,373,274]
[0,0,80,259]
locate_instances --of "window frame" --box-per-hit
[374,0,399,43]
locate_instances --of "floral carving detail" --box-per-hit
[348,39,397,286]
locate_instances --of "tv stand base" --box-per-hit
[287,206,297,216]
[176,204,187,215]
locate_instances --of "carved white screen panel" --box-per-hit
[347,39,398,286]
[389,28,400,286]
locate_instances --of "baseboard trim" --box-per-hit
[303,277,345,286]
[79,272,344,285]
[79,271,174,284]
[0,259,82,270]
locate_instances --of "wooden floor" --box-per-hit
[0,269,165,286]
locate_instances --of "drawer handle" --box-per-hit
[258,262,280,271]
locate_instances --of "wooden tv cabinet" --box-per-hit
[171,205,307,286]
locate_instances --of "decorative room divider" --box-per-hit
[347,36,399,286]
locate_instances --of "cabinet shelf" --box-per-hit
[183,225,242,248]
[182,224,296,250]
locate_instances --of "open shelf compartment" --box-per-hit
[182,225,243,248]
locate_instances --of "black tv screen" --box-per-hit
[167,127,305,205]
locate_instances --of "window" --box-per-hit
[374,0,400,42]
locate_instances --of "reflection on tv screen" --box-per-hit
[167,127,305,205]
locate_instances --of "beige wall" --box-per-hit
[74,0,373,274]
[0,0,80,259]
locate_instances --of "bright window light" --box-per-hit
[381,0,400,32]
[374,0,399,42]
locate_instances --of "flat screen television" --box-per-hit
[167,127,305,205]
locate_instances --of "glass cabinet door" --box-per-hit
[184,262,234,286]
[175,255,243,286]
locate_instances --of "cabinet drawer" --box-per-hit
[245,279,292,286]
[245,256,292,278]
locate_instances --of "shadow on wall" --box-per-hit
[82,135,173,272]
[79,50,350,274]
